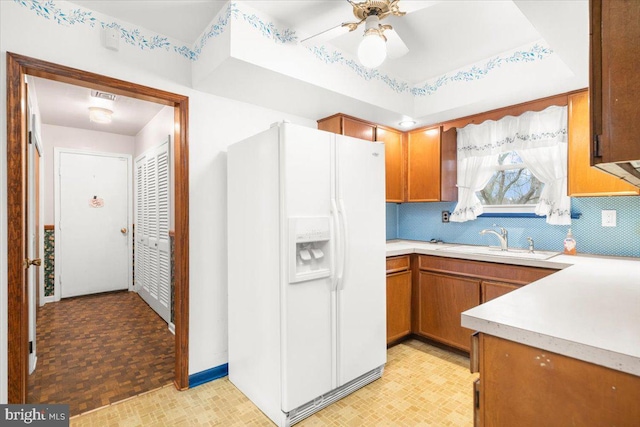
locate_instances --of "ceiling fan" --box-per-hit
[301,0,431,68]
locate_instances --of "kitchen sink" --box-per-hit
[434,245,559,260]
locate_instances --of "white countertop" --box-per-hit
[387,239,640,377]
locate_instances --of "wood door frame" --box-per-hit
[6,52,190,403]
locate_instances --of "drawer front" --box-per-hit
[418,255,556,285]
[386,255,410,274]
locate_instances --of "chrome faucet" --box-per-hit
[527,237,535,253]
[479,226,509,251]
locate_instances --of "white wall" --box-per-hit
[135,106,174,158]
[0,0,316,399]
[42,125,136,225]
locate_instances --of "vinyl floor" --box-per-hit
[71,339,478,426]
[28,291,175,416]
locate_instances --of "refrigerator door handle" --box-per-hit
[331,198,341,291]
[337,198,349,290]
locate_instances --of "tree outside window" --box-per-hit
[477,151,544,206]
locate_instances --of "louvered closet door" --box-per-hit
[135,139,171,324]
[156,147,171,318]
[135,156,146,292]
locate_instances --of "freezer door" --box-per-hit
[335,135,387,386]
[280,123,335,412]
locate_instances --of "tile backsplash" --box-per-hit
[387,196,640,258]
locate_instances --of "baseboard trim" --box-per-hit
[189,363,229,388]
[41,295,56,306]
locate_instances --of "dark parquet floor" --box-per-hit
[28,291,174,416]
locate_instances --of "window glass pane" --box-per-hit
[477,167,544,205]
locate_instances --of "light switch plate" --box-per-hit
[602,210,616,227]
[104,27,119,51]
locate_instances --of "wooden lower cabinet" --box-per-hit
[478,334,640,426]
[416,271,480,351]
[414,255,557,353]
[385,253,557,353]
[386,271,412,344]
[481,280,519,303]
[386,256,411,345]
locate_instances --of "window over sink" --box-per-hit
[478,151,544,214]
[450,105,571,224]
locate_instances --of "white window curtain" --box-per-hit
[450,105,570,225]
[450,154,498,222]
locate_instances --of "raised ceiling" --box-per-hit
[57,1,589,129]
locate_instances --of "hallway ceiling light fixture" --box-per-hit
[89,106,113,124]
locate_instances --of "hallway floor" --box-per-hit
[71,339,477,426]
[28,291,175,416]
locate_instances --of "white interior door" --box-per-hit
[56,150,131,298]
[335,135,387,386]
[135,139,171,323]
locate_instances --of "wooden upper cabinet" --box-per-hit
[377,126,404,202]
[568,90,639,196]
[318,114,403,202]
[407,126,457,202]
[590,0,640,164]
[343,117,375,141]
[318,113,457,203]
[317,114,375,141]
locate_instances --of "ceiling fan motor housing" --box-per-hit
[352,0,405,21]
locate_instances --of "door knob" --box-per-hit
[121,228,128,234]
[24,258,42,268]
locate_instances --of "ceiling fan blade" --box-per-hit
[301,25,351,47]
[385,28,409,59]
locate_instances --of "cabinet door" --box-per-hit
[481,280,519,303]
[377,126,404,202]
[386,270,411,344]
[440,127,458,202]
[568,91,639,196]
[407,127,441,201]
[481,334,640,426]
[417,271,480,351]
[591,0,640,164]
[343,117,376,141]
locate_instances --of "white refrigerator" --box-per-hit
[227,122,386,426]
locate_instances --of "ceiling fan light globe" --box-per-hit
[358,33,387,68]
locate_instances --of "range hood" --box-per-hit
[594,161,640,188]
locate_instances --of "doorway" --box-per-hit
[6,52,190,403]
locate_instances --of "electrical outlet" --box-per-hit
[441,211,450,223]
[602,210,616,227]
